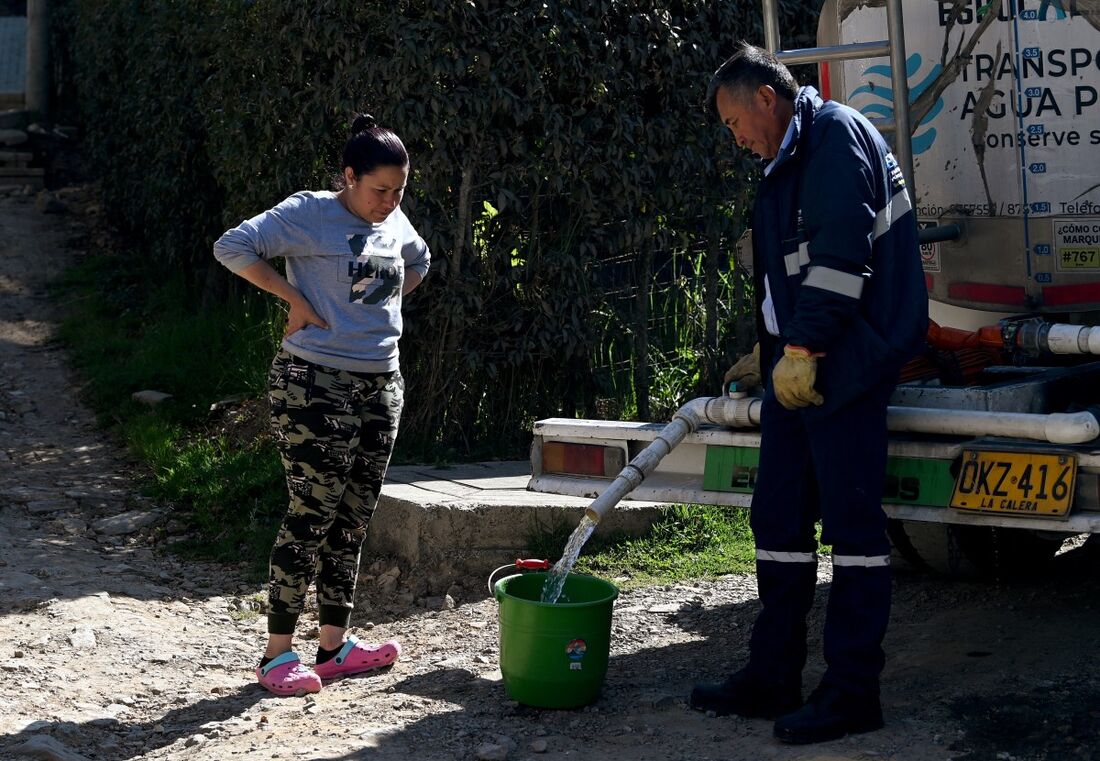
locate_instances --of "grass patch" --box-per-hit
[56,248,287,575]
[528,504,758,590]
[57,252,278,425]
[123,413,286,576]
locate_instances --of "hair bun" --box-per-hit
[351,113,377,135]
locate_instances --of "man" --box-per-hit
[691,43,927,744]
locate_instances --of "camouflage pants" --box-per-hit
[266,349,403,635]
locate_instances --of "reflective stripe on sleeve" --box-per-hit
[784,242,811,276]
[756,549,818,563]
[763,276,780,337]
[873,188,913,240]
[832,554,891,568]
[803,266,865,299]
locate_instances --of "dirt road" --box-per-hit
[1,190,1100,761]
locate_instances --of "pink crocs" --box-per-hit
[313,635,401,681]
[256,652,323,696]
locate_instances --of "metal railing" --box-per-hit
[760,0,915,199]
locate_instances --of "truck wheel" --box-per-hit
[886,519,1065,579]
[887,519,980,577]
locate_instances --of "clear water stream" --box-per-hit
[539,514,597,604]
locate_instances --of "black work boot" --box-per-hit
[773,685,884,744]
[689,668,802,719]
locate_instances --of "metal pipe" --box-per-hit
[1022,323,1100,356]
[886,407,1099,445]
[776,41,891,66]
[918,223,963,244]
[885,0,915,199]
[25,0,50,120]
[584,396,762,522]
[761,0,781,53]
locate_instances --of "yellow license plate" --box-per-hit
[951,450,1077,517]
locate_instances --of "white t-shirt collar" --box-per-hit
[763,116,796,177]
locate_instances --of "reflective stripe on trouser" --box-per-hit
[748,380,893,695]
[265,349,403,635]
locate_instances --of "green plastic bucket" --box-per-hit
[493,571,618,709]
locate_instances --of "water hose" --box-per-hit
[582,394,1099,523]
[583,395,761,523]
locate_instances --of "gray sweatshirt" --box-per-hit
[213,191,430,373]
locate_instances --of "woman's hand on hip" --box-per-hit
[285,297,330,337]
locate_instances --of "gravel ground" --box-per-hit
[2,191,1100,761]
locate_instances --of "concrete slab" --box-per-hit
[367,461,676,575]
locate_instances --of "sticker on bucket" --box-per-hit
[567,639,587,670]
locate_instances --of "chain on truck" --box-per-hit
[527,0,1100,577]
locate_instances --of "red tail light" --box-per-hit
[542,442,625,478]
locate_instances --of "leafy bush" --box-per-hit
[56,0,818,457]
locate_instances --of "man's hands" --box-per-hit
[723,342,761,390]
[772,345,824,409]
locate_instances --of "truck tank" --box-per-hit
[818,0,1100,326]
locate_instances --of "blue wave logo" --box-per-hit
[1038,0,1068,20]
[848,53,944,155]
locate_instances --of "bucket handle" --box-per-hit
[487,558,551,596]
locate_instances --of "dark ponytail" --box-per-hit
[350,114,377,134]
[341,113,409,183]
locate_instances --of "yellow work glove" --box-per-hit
[771,345,825,410]
[723,342,761,391]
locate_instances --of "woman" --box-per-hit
[213,114,429,696]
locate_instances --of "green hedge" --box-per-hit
[57,0,817,457]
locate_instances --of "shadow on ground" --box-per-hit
[0,687,267,760]
[321,542,1100,761]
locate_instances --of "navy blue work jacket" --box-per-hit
[753,86,928,414]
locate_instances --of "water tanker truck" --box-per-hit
[528,0,1100,577]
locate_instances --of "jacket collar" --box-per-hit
[763,85,822,176]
